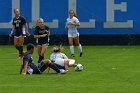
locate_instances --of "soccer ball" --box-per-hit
[75,64,83,71]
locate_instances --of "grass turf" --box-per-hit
[0,45,140,93]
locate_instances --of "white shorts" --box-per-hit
[54,58,75,66]
[68,32,79,38]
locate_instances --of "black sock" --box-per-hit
[15,46,19,51]
[48,63,60,73]
[38,55,44,63]
[19,46,23,55]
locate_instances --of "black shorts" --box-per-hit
[38,42,48,46]
[14,30,23,37]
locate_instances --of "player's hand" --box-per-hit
[26,31,30,36]
[41,34,47,37]
[68,22,76,25]
[65,70,69,72]
[9,33,12,37]
[22,73,26,75]
[71,22,76,25]
[45,30,49,33]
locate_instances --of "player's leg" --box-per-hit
[14,36,19,51]
[64,59,69,71]
[14,36,21,58]
[74,34,83,57]
[68,37,75,57]
[18,36,24,58]
[37,45,42,63]
[42,59,66,74]
[39,44,48,62]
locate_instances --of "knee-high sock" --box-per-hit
[38,55,44,63]
[48,63,60,73]
[70,45,74,54]
[78,44,82,53]
[18,46,23,55]
[15,46,19,51]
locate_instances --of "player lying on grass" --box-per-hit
[19,43,66,75]
[49,46,76,73]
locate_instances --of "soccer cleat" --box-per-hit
[17,55,22,59]
[80,52,83,57]
[71,54,75,58]
[17,51,25,59]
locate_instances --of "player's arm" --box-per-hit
[9,25,15,37]
[23,17,30,36]
[71,18,80,26]
[47,30,50,36]
[23,61,28,75]
[34,27,47,38]
[70,21,80,26]
[45,26,50,36]
[34,34,47,38]
[74,22,80,26]
[25,23,30,36]
[64,60,69,72]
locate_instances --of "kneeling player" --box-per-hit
[50,46,76,73]
[20,44,66,75]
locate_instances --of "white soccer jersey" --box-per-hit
[66,17,79,34]
[50,52,68,62]
[50,52,68,66]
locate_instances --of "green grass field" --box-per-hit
[0,45,140,93]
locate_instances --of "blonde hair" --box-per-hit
[52,46,64,53]
[14,8,20,13]
[37,18,44,23]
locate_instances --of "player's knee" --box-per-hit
[69,43,73,46]
[40,50,46,56]
[18,42,24,46]
[64,59,69,65]
[40,53,44,56]
[75,43,80,46]
[14,45,18,47]
[43,59,51,64]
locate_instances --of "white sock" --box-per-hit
[78,44,82,53]
[70,45,74,54]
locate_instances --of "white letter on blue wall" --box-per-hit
[0,0,20,28]
[104,0,133,28]
[29,0,58,28]
[68,0,95,28]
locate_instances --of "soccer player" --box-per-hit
[9,8,30,59]
[50,46,76,73]
[66,10,83,57]
[34,18,50,63]
[19,43,66,75]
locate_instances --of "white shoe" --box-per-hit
[60,69,66,74]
